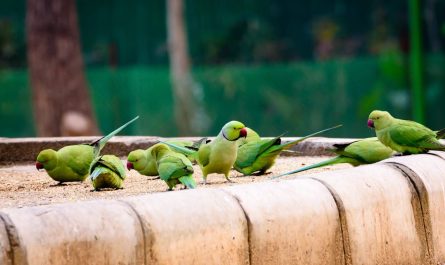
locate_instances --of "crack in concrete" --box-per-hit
[310,177,351,265]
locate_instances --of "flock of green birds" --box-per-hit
[35,110,445,191]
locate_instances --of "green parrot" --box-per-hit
[36,116,139,184]
[237,127,260,146]
[271,137,395,178]
[234,125,342,176]
[368,110,445,154]
[160,120,247,184]
[150,143,196,191]
[89,155,126,191]
[126,138,207,177]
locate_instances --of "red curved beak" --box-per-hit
[367,119,374,128]
[35,162,44,171]
[127,162,134,171]
[240,128,247,138]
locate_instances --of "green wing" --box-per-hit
[90,155,126,180]
[236,137,281,168]
[59,145,95,177]
[389,122,441,149]
[197,143,211,167]
[342,138,394,163]
[157,153,194,181]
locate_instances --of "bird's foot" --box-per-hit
[394,152,412,157]
[50,182,67,187]
[90,189,98,192]
[201,179,207,185]
[226,178,234,183]
[252,171,270,176]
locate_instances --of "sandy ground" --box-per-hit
[0,156,351,209]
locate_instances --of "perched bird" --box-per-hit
[126,138,207,177]
[161,120,247,184]
[234,125,341,175]
[89,155,126,191]
[368,110,445,154]
[271,137,395,178]
[151,143,196,191]
[237,127,260,146]
[35,116,139,184]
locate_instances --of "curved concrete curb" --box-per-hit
[383,153,445,265]
[294,164,430,265]
[0,200,144,265]
[0,215,12,265]
[224,179,344,265]
[121,190,249,265]
[1,152,445,264]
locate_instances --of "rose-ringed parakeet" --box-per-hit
[234,125,341,176]
[368,110,445,154]
[35,116,139,184]
[126,138,207,177]
[150,143,196,191]
[271,137,395,178]
[160,120,247,184]
[89,155,126,191]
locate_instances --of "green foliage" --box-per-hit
[1,55,444,138]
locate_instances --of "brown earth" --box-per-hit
[0,156,351,209]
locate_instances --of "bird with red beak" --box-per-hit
[161,120,247,184]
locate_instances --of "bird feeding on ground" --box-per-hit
[35,116,139,184]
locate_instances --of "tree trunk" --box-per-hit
[166,0,208,135]
[27,0,99,136]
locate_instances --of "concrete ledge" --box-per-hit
[224,179,344,265]
[383,153,445,264]
[122,189,249,265]
[0,136,357,163]
[0,216,11,265]
[290,164,430,265]
[2,152,445,264]
[0,200,144,265]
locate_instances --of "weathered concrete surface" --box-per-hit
[0,216,12,265]
[0,136,356,163]
[383,152,445,264]
[0,200,144,265]
[0,136,160,163]
[224,179,344,265]
[304,164,430,265]
[122,189,249,265]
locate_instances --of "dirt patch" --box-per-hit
[0,156,351,209]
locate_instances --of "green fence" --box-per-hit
[1,54,444,138]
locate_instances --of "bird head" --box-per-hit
[237,127,260,146]
[368,110,393,130]
[36,149,57,171]
[126,149,147,171]
[220,121,247,141]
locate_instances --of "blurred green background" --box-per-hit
[0,0,444,137]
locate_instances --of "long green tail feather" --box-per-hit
[90,116,139,157]
[178,175,197,189]
[270,156,348,179]
[159,140,197,156]
[279,124,342,150]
